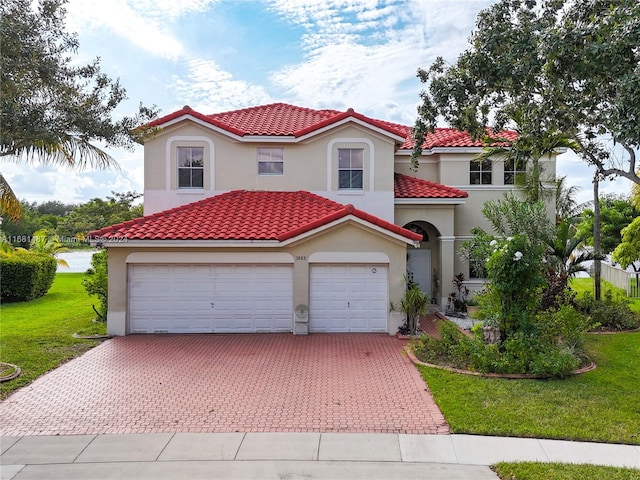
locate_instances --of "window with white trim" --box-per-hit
[338,148,363,189]
[470,159,492,185]
[258,147,284,175]
[504,158,526,185]
[177,146,204,188]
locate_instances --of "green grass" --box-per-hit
[418,331,640,444]
[493,462,640,480]
[570,277,640,314]
[0,273,106,400]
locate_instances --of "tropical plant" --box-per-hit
[29,229,69,267]
[540,219,598,310]
[485,235,545,341]
[392,282,429,336]
[0,0,157,220]
[555,176,584,225]
[82,250,108,321]
[481,192,554,249]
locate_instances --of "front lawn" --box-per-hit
[419,331,640,444]
[493,462,640,480]
[0,273,106,400]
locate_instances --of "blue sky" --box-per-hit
[4,0,630,206]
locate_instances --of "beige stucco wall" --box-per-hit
[143,120,399,219]
[104,220,409,336]
[393,156,440,182]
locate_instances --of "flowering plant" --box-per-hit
[485,235,545,340]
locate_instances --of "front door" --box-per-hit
[407,249,431,296]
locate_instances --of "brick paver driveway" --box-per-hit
[0,334,448,436]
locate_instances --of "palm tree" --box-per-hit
[476,128,579,204]
[29,229,70,268]
[1,137,118,221]
[555,176,584,224]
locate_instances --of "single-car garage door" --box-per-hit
[129,264,293,333]
[309,264,388,332]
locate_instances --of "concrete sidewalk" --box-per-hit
[2,433,639,479]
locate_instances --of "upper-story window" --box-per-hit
[470,159,492,185]
[258,147,284,175]
[177,146,204,188]
[504,158,526,185]
[338,148,363,190]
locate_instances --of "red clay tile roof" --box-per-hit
[148,103,406,140]
[394,174,468,199]
[146,103,515,149]
[88,190,422,242]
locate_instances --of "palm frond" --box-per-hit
[0,173,22,221]
[4,134,120,171]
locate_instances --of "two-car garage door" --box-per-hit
[129,264,293,333]
[128,262,388,334]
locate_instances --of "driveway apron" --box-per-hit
[0,334,448,436]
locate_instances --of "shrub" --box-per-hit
[528,345,580,378]
[82,250,108,321]
[577,291,640,331]
[0,251,57,301]
[411,320,583,378]
[535,304,593,352]
[484,235,545,340]
[411,335,449,365]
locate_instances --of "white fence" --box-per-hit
[599,263,640,298]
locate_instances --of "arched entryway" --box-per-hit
[404,221,441,303]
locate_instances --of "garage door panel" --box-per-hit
[310,264,388,333]
[129,264,292,333]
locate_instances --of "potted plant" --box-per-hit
[392,283,429,336]
[446,273,469,314]
[465,297,479,317]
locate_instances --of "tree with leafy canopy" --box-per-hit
[612,217,640,294]
[56,191,143,240]
[413,0,639,300]
[576,195,639,254]
[0,0,157,220]
[413,0,640,184]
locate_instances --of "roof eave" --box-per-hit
[91,239,282,247]
[295,117,406,143]
[152,114,247,141]
[278,214,420,248]
[395,198,467,205]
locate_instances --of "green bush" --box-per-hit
[577,291,640,331]
[412,320,584,378]
[0,251,57,301]
[82,250,108,321]
[535,304,593,352]
[529,345,580,378]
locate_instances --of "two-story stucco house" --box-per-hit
[90,103,555,336]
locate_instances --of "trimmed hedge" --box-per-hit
[1,251,57,302]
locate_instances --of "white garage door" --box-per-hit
[129,264,293,333]
[309,264,388,333]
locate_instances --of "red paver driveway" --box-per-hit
[0,334,448,436]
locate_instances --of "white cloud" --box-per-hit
[171,58,273,113]
[269,0,476,123]
[2,146,144,205]
[64,0,197,60]
[557,150,634,206]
